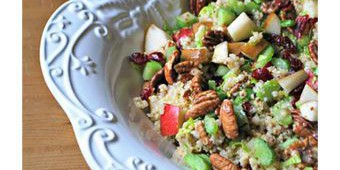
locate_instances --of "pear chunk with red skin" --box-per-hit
[160,104,185,136]
[241,39,269,60]
[145,24,171,54]
[263,13,281,35]
[278,70,308,93]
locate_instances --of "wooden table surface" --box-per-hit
[23,0,89,169]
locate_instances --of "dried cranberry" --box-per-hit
[129,52,148,65]
[242,101,253,116]
[264,33,297,53]
[281,50,303,71]
[294,15,318,39]
[140,86,152,100]
[148,52,165,65]
[290,82,306,99]
[252,67,273,81]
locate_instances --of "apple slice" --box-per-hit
[278,70,308,93]
[297,84,318,105]
[227,12,257,42]
[182,47,212,63]
[145,24,171,54]
[212,41,229,65]
[263,13,281,35]
[228,42,245,55]
[241,39,269,60]
[300,101,318,122]
[160,104,185,136]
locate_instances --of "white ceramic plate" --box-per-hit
[40,0,188,169]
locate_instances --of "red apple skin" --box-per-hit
[172,28,193,48]
[160,104,184,136]
[306,71,318,91]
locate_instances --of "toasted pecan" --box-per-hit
[308,40,318,65]
[186,90,220,119]
[191,74,204,96]
[164,50,180,84]
[219,99,239,139]
[292,111,315,138]
[149,69,166,93]
[196,121,212,147]
[210,153,239,170]
[174,61,200,74]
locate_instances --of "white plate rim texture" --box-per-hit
[40,0,186,169]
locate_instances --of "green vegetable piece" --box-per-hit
[280,20,296,27]
[222,69,237,81]
[215,65,230,77]
[251,138,276,166]
[282,155,301,167]
[272,57,291,70]
[184,153,211,170]
[254,0,263,4]
[255,45,275,68]
[245,88,254,100]
[279,137,299,149]
[297,35,311,47]
[231,1,246,15]
[143,61,162,81]
[313,67,318,76]
[271,97,294,126]
[245,2,260,12]
[241,60,252,73]
[208,80,217,90]
[217,7,236,26]
[204,115,219,135]
[304,167,314,170]
[165,46,177,61]
[256,80,281,102]
[198,4,215,19]
[195,25,207,48]
[233,105,250,131]
[230,141,250,152]
[176,12,198,29]
[216,87,228,100]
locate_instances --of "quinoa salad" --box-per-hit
[130,0,318,169]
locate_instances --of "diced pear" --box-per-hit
[241,39,269,60]
[263,13,281,35]
[227,12,257,42]
[181,47,211,63]
[212,42,229,65]
[228,42,245,55]
[303,0,318,18]
[144,24,171,54]
[298,84,318,105]
[300,101,318,122]
[278,70,308,93]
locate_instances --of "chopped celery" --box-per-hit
[229,141,250,152]
[184,153,211,170]
[255,45,275,68]
[304,167,314,170]
[271,97,294,126]
[297,35,311,47]
[279,137,299,149]
[245,88,254,100]
[254,0,263,4]
[256,80,281,102]
[313,67,318,76]
[143,61,162,81]
[228,0,246,15]
[165,46,177,61]
[215,65,230,77]
[217,7,236,26]
[208,80,217,90]
[222,69,237,81]
[216,87,228,100]
[245,2,260,12]
[280,20,296,27]
[198,4,215,19]
[176,118,195,138]
[281,155,301,167]
[176,12,198,29]
[241,61,252,73]
[195,25,207,48]
[250,138,276,166]
[204,115,218,135]
[272,57,291,70]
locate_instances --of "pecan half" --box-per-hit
[196,121,212,147]
[203,30,228,51]
[174,61,200,74]
[164,50,180,84]
[308,40,318,65]
[292,110,315,138]
[219,99,239,139]
[210,153,239,170]
[229,83,241,94]
[186,90,220,119]
[191,74,204,96]
[150,69,166,92]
